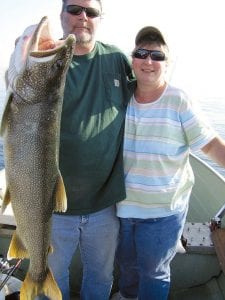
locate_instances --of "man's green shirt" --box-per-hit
[59,41,133,215]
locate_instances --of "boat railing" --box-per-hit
[210,204,225,275]
[210,204,225,230]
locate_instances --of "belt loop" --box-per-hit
[80,215,89,224]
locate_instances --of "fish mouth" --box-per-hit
[29,16,75,58]
[6,16,75,91]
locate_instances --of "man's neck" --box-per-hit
[73,41,96,55]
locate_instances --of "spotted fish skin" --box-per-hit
[1,16,75,300]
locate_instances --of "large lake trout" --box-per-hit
[0,16,75,299]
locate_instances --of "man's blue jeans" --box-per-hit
[40,206,119,300]
[116,209,187,300]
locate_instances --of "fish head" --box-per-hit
[7,16,75,103]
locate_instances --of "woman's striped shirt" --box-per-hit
[117,85,216,218]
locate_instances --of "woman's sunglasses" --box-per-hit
[132,48,166,61]
[63,5,101,18]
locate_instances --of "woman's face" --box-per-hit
[132,44,168,87]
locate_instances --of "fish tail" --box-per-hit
[20,268,62,300]
[7,231,29,259]
[54,173,67,212]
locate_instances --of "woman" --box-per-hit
[113,26,225,300]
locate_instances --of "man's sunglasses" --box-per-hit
[63,5,101,18]
[132,49,166,61]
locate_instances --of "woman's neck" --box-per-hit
[135,81,167,103]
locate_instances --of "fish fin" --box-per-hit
[19,268,62,300]
[54,174,67,212]
[0,168,6,202]
[48,245,53,254]
[7,231,29,259]
[1,187,11,213]
[0,91,13,136]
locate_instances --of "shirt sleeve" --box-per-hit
[180,94,217,151]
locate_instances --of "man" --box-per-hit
[47,0,133,299]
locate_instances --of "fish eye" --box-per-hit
[50,59,64,75]
[55,60,64,69]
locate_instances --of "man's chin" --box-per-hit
[75,35,92,44]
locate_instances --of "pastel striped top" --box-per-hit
[117,85,216,219]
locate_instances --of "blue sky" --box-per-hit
[1,0,225,100]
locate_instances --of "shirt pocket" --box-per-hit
[102,72,126,108]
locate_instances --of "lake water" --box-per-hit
[0,69,225,178]
[196,97,225,177]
